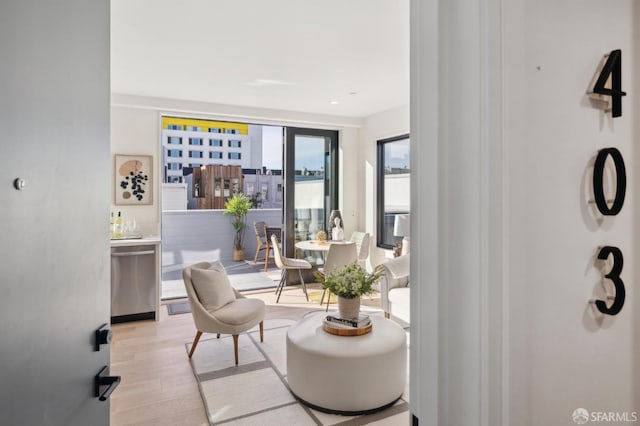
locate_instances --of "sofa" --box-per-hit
[376,254,410,324]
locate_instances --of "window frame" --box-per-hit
[376,133,410,250]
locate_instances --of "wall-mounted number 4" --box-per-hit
[593,49,627,118]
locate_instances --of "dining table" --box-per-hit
[294,239,355,263]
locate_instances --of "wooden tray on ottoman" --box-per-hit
[322,318,372,336]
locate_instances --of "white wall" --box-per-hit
[411,0,640,425]
[361,105,410,268]
[506,1,639,424]
[111,105,161,235]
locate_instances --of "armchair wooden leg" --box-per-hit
[188,331,203,358]
[259,321,264,343]
[384,312,390,319]
[232,334,239,365]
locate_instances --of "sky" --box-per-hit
[261,126,326,171]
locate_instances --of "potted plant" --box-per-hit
[320,263,380,319]
[223,193,252,261]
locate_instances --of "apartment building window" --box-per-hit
[228,152,241,160]
[189,151,203,158]
[189,138,203,146]
[376,134,410,249]
[226,129,239,134]
[208,127,221,133]
[229,140,242,148]
[167,149,182,157]
[190,163,202,168]
[186,126,201,131]
[210,152,223,159]
[167,136,182,145]
[167,163,182,170]
[167,124,182,130]
[210,139,223,147]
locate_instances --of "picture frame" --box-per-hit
[114,154,153,205]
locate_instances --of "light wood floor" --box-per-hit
[110,283,382,426]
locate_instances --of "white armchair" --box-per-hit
[183,261,266,365]
[375,254,410,323]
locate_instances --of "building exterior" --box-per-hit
[161,117,263,183]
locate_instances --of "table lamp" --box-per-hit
[393,214,410,255]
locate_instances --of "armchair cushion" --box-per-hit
[213,298,266,326]
[190,267,236,311]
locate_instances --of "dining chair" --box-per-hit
[271,234,312,303]
[319,243,358,310]
[253,221,268,263]
[350,231,370,268]
[264,226,282,271]
[182,261,266,365]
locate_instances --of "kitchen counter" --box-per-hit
[110,236,161,248]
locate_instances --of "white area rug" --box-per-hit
[187,318,410,425]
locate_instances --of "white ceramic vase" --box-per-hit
[338,296,360,319]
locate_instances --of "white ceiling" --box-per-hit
[110,0,409,118]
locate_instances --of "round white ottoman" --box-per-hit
[286,311,407,414]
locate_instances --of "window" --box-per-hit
[210,139,223,147]
[167,124,182,130]
[167,136,182,145]
[377,134,410,249]
[186,126,201,131]
[189,163,202,168]
[189,151,203,158]
[228,152,241,160]
[167,163,182,170]
[210,151,223,159]
[167,149,182,157]
[208,127,221,133]
[189,138,202,146]
[229,140,242,148]
[226,129,239,134]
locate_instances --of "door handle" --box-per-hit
[94,366,121,401]
[94,323,112,352]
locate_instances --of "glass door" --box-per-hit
[284,128,338,260]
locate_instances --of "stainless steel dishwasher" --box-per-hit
[111,244,157,323]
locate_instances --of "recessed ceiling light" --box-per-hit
[349,92,357,95]
[246,79,295,87]
[330,100,339,105]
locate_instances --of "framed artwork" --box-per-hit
[114,154,153,205]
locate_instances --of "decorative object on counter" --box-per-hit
[114,154,153,205]
[110,211,124,239]
[223,193,252,261]
[327,209,343,240]
[315,230,327,241]
[321,263,380,319]
[331,217,344,241]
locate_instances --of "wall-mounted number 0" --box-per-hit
[593,49,626,118]
[595,246,625,315]
[592,147,626,216]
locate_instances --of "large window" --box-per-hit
[377,134,410,249]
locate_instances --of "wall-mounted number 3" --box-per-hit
[595,246,625,316]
